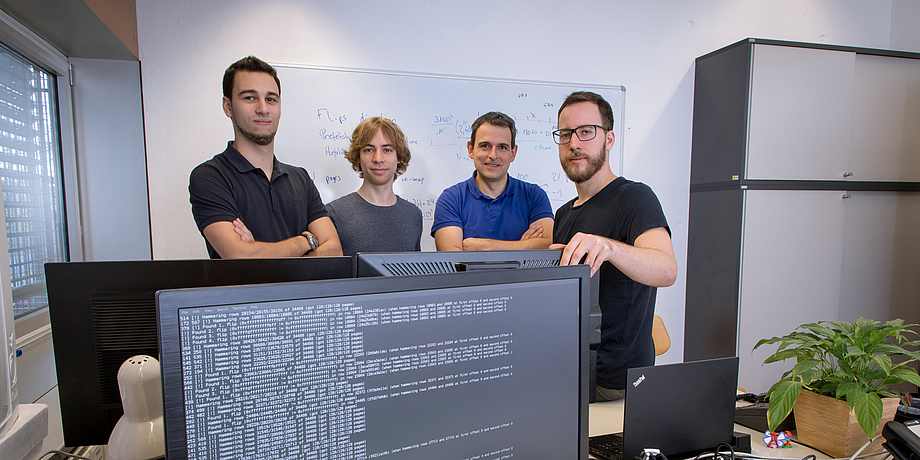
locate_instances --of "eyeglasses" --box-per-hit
[552,124,608,145]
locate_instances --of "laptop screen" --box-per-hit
[158,266,591,459]
[623,357,739,460]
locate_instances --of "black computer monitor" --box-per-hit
[157,265,592,459]
[45,257,353,447]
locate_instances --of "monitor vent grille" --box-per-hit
[91,293,159,406]
[522,258,560,269]
[382,261,456,276]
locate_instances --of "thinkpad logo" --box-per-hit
[632,374,645,387]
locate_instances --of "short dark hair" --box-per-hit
[345,117,411,178]
[558,91,614,130]
[222,56,281,99]
[470,111,516,146]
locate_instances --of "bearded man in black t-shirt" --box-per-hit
[550,91,678,402]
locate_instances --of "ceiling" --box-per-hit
[0,0,137,60]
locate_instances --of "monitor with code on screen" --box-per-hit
[157,266,591,459]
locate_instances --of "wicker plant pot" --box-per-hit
[793,389,900,458]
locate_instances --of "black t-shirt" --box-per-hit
[189,142,328,259]
[553,177,670,389]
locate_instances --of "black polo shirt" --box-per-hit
[189,142,327,258]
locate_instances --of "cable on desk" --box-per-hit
[37,450,96,460]
[849,434,883,460]
[692,442,736,460]
[717,442,737,460]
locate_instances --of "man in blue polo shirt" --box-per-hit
[432,111,553,251]
[189,56,342,259]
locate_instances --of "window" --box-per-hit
[0,43,67,318]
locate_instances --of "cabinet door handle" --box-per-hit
[842,194,851,199]
[843,172,854,177]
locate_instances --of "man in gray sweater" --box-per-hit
[326,117,422,256]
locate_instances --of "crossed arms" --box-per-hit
[433,217,554,251]
[203,217,342,258]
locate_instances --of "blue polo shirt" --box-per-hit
[189,142,328,258]
[431,172,553,240]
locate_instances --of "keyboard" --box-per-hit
[589,433,625,460]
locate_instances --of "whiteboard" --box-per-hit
[271,64,625,251]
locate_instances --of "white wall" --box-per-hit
[136,0,910,363]
[70,58,151,261]
[890,0,920,50]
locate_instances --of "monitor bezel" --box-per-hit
[157,265,591,459]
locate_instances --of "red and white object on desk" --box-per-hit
[763,430,793,449]
[107,355,165,460]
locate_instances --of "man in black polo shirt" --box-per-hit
[550,91,678,401]
[189,56,341,259]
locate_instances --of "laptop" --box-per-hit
[589,357,739,460]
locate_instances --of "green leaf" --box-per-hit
[754,332,817,352]
[849,390,884,439]
[877,389,899,399]
[798,369,822,385]
[799,324,835,339]
[886,368,920,387]
[865,368,889,383]
[766,380,802,433]
[753,337,779,350]
[762,348,813,365]
[827,320,857,336]
[883,343,920,362]
[883,318,909,329]
[872,354,892,375]
[813,380,836,397]
[846,348,869,359]
[874,342,914,356]
[835,381,858,401]
[790,359,820,378]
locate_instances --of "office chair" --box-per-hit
[652,315,670,356]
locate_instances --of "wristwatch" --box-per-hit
[300,232,318,253]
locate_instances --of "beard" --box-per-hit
[234,118,276,146]
[562,146,607,183]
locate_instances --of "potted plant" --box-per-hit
[754,318,920,457]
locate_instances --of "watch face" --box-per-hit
[307,233,318,250]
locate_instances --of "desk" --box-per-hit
[588,401,828,459]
